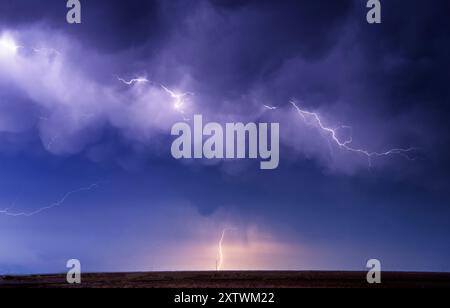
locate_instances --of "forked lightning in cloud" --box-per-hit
[0,184,99,217]
[289,101,418,166]
[160,85,194,121]
[160,85,194,112]
[117,75,193,121]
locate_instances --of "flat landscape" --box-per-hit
[1,271,450,288]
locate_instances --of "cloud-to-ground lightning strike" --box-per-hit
[0,184,99,217]
[216,228,235,271]
[289,101,418,166]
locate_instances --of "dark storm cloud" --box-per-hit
[346,0,450,190]
[0,0,164,51]
[1,0,449,178]
[355,0,450,109]
[1,0,355,86]
[1,0,450,274]
[161,0,354,98]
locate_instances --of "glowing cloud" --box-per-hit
[0,34,21,57]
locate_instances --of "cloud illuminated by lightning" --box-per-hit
[0,34,21,57]
[4,32,416,169]
[160,85,195,121]
[116,75,194,121]
[160,85,194,112]
[0,184,99,217]
[0,33,62,59]
[32,47,61,56]
[289,101,418,166]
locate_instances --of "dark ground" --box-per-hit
[1,271,450,288]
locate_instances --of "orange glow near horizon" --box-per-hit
[141,227,308,272]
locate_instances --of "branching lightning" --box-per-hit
[160,85,193,111]
[289,101,418,166]
[116,75,194,121]
[0,184,99,217]
[160,85,194,121]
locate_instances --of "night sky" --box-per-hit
[0,0,449,274]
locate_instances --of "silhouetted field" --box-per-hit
[1,271,450,288]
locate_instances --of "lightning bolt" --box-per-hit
[160,85,194,120]
[160,85,194,109]
[216,228,235,271]
[37,113,96,151]
[116,75,194,121]
[116,76,150,86]
[0,184,99,217]
[263,105,278,110]
[289,101,418,166]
